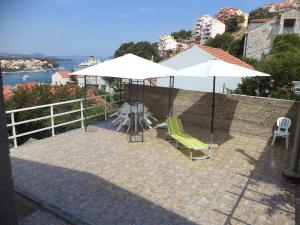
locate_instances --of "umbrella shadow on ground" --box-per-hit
[215,147,296,225]
[155,91,238,159]
[178,92,237,143]
[12,157,197,225]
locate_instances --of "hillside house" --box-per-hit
[244,8,300,59]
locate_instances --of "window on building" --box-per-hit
[101,85,106,91]
[283,19,296,28]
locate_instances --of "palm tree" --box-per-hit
[0,67,18,225]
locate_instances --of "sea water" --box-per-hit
[2,59,83,87]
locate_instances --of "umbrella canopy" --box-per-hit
[71,53,176,79]
[175,59,270,77]
[175,59,271,146]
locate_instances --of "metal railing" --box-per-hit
[6,92,122,148]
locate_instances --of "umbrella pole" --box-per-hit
[168,76,171,117]
[168,76,174,117]
[210,76,216,145]
[129,79,132,142]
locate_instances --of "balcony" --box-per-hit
[12,123,296,225]
[12,87,297,225]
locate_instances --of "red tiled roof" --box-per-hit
[3,85,14,100]
[197,45,254,69]
[250,18,272,23]
[17,82,38,89]
[57,71,72,78]
[266,3,281,8]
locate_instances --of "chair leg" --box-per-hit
[127,125,131,133]
[286,135,289,150]
[208,147,212,158]
[116,123,123,131]
[111,117,119,125]
[164,132,170,140]
[189,149,193,160]
[271,134,276,146]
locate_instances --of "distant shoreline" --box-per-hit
[2,68,59,74]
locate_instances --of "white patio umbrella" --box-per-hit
[71,53,175,79]
[175,59,271,144]
[71,54,176,137]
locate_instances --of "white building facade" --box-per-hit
[52,71,112,93]
[157,35,179,56]
[51,71,72,86]
[193,15,226,44]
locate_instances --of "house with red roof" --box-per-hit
[51,70,112,93]
[248,18,272,30]
[51,71,73,86]
[158,45,254,93]
[216,7,249,29]
[266,0,300,12]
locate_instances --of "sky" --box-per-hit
[0,0,282,58]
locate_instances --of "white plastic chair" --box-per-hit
[110,102,158,132]
[116,115,130,132]
[271,117,291,149]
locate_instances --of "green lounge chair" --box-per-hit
[166,117,211,160]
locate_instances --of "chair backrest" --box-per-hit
[277,117,291,133]
[120,102,131,114]
[166,117,184,135]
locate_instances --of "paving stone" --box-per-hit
[11,126,296,225]
[19,210,68,225]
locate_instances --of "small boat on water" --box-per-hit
[22,75,30,81]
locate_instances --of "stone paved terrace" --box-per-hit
[20,210,69,225]
[11,124,297,225]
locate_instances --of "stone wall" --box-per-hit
[245,19,277,60]
[246,9,300,60]
[139,86,300,139]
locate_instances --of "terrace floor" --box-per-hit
[11,123,297,225]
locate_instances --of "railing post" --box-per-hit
[104,95,107,121]
[80,99,84,128]
[50,105,55,137]
[11,112,17,148]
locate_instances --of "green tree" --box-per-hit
[205,33,234,51]
[271,34,300,55]
[231,34,300,100]
[171,30,192,41]
[249,7,278,21]
[205,32,245,58]
[225,16,243,33]
[112,41,162,96]
[228,38,244,58]
[5,84,83,144]
[69,75,78,84]
[114,41,161,62]
[4,83,115,144]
